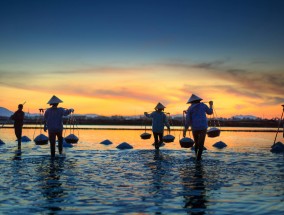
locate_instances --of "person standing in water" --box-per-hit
[44,95,74,157]
[144,102,170,150]
[183,94,213,161]
[10,104,25,151]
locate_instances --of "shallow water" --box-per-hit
[0,128,283,214]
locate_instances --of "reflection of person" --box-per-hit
[144,102,170,149]
[183,94,213,161]
[10,104,25,151]
[182,162,207,213]
[44,95,74,157]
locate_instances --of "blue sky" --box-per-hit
[0,0,284,117]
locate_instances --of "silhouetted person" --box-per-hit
[10,104,25,151]
[183,94,213,161]
[44,95,74,157]
[144,102,170,149]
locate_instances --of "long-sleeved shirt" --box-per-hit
[44,107,72,132]
[184,103,213,131]
[145,111,170,133]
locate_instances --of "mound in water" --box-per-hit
[34,134,49,145]
[270,142,284,153]
[163,134,175,143]
[179,137,194,148]
[100,139,113,145]
[65,134,79,144]
[0,139,5,145]
[21,136,31,142]
[213,141,227,149]
[116,142,133,150]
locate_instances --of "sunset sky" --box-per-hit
[1,0,284,118]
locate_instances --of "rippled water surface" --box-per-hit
[0,128,283,214]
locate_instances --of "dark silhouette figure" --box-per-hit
[44,95,73,157]
[183,94,213,161]
[10,104,25,151]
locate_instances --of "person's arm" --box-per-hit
[205,101,213,115]
[144,112,152,118]
[63,108,74,116]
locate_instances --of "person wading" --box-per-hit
[44,95,74,157]
[183,94,213,161]
[144,102,170,150]
[10,104,25,151]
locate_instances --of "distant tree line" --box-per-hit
[1,115,281,128]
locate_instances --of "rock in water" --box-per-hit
[213,141,227,149]
[65,134,79,144]
[0,139,5,145]
[100,139,113,145]
[163,134,175,143]
[116,142,133,150]
[140,132,151,139]
[34,134,49,145]
[179,137,194,148]
[21,136,31,142]
[270,142,284,153]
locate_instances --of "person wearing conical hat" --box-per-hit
[44,95,74,157]
[144,102,170,150]
[183,94,213,161]
[10,103,25,152]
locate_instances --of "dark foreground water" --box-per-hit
[0,128,284,214]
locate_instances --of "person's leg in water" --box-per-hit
[196,130,207,161]
[153,132,159,149]
[192,130,207,161]
[15,126,22,151]
[57,131,63,155]
[48,131,56,157]
[158,132,163,147]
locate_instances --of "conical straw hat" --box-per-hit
[187,94,203,103]
[155,102,166,110]
[47,95,63,104]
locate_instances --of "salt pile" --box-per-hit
[63,139,73,147]
[34,134,49,145]
[65,134,79,144]
[100,139,113,145]
[163,134,175,143]
[213,141,227,149]
[0,139,5,145]
[21,136,31,142]
[270,142,284,153]
[116,142,133,150]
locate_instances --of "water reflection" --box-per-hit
[181,162,207,214]
[37,158,65,214]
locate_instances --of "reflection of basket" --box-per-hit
[140,132,151,139]
[163,134,175,143]
[207,127,221,138]
[179,137,194,148]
